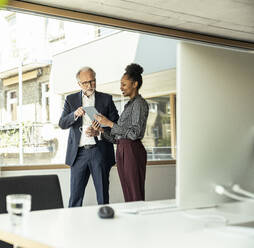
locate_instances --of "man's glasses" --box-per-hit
[79,79,96,86]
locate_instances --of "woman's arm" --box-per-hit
[111,100,149,140]
[92,120,116,144]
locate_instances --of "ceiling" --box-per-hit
[14,0,254,43]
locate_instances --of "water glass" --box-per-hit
[6,194,32,226]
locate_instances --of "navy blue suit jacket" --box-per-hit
[59,91,119,167]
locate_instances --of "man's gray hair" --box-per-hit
[76,66,96,81]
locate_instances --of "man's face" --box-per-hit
[78,70,96,97]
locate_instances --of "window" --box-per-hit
[111,93,176,161]
[47,19,65,43]
[5,13,19,58]
[0,10,177,166]
[148,102,158,113]
[41,82,50,122]
[97,27,117,38]
[143,95,176,161]
[7,90,17,122]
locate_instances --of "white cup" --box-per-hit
[6,194,32,226]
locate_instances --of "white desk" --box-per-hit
[0,200,254,248]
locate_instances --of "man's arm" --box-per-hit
[59,98,83,129]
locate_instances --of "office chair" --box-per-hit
[0,174,64,248]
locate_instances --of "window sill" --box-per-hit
[0,160,176,171]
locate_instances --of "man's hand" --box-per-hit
[74,107,85,118]
[85,126,99,137]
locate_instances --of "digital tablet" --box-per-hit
[82,106,106,127]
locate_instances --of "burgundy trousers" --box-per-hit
[116,139,147,202]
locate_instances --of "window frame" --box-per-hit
[7,0,254,50]
[6,90,17,122]
[1,3,183,167]
[41,82,50,122]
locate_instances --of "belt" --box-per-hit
[79,144,97,150]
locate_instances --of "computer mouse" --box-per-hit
[98,206,115,219]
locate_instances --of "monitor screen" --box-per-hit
[176,42,254,209]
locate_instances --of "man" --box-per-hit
[59,67,119,207]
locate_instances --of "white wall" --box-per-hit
[51,31,177,95]
[177,42,254,209]
[51,31,139,94]
[1,165,176,207]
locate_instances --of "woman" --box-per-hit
[93,63,149,202]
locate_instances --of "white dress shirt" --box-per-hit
[79,92,96,146]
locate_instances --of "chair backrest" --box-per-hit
[0,174,64,213]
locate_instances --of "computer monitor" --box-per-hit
[176,42,254,209]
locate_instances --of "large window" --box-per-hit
[41,82,50,122]
[145,95,176,161]
[5,13,19,58]
[112,94,176,161]
[0,10,176,166]
[47,19,65,43]
[7,90,17,122]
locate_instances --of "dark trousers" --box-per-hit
[116,139,147,202]
[69,146,108,207]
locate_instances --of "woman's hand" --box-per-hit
[94,114,114,128]
[85,126,99,137]
[92,120,104,133]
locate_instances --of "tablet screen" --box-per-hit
[82,106,106,127]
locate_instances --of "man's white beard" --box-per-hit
[83,88,95,97]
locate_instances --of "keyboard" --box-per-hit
[116,200,177,214]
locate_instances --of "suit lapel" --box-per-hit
[76,91,83,127]
[95,91,104,113]
[95,91,99,110]
[72,91,83,109]
[94,92,99,144]
[78,91,82,107]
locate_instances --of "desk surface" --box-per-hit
[0,200,254,248]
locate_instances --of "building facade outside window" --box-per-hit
[7,90,17,122]
[41,82,50,122]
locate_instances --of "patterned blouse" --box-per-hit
[102,94,149,143]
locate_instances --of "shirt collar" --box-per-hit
[129,94,141,103]
[82,91,95,100]
[125,94,141,108]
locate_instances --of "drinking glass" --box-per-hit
[6,194,32,226]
